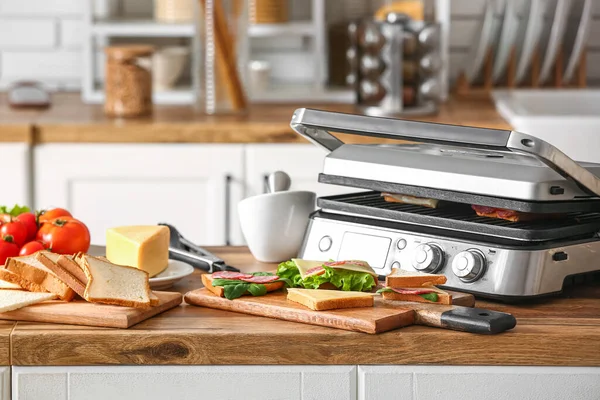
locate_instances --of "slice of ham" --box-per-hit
[390,287,436,295]
[324,260,370,268]
[305,266,325,277]
[212,271,253,279]
[239,275,280,284]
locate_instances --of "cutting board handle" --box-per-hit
[435,306,516,334]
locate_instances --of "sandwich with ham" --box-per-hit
[276,259,378,293]
[377,268,452,304]
[202,271,291,300]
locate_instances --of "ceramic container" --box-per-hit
[238,190,316,263]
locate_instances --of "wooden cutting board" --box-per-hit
[0,291,183,328]
[184,288,516,335]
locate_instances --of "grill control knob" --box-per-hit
[452,249,486,282]
[412,243,444,273]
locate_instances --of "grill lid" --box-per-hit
[290,108,600,208]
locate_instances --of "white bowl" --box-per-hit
[153,46,190,91]
[238,190,316,263]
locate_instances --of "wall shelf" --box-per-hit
[82,0,336,105]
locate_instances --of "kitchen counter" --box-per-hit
[8,247,600,367]
[0,93,511,143]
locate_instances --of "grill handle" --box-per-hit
[290,108,600,197]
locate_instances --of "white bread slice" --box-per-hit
[287,288,374,311]
[0,268,46,293]
[0,278,22,290]
[0,290,57,313]
[380,286,452,305]
[385,268,447,288]
[201,273,285,298]
[80,255,151,308]
[5,255,75,301]
[68,253,160,306]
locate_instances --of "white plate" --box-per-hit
[492,0,525,83]
[149,259,195,290]
[515,0,546,84]
[539,0,572,83]
[563,0,593,82]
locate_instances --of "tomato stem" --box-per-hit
[53,219,68,227]
[2,235,14,243]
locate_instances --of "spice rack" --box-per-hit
[81,0,349,105]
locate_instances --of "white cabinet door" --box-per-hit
[0,367,8,400]
[13,365,357,400]
[358,366,600,400]
[34,144,244,246]
[0,143,30,207]
[245,144,365,198]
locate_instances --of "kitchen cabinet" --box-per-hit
[0,368,8,400]
[244,144,364,197]
[357,366,600,400]
[12,365,357,400]
[0,144,30,208]
[34,144,245,246]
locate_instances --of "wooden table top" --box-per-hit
[0,93,511,143]
[9,247,600,367]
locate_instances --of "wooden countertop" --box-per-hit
[8,247,600,367]
[0,93,511,144]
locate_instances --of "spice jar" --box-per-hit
[104,45,154,118]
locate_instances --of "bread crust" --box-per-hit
[50,255,87,298]
[381,290,452,305]
[0,268,45,293]
[385,268,447,288]
[201,273,285,298]
[7,255,75,301]
[287,291,374,311]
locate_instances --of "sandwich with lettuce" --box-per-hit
[276,259,378,292]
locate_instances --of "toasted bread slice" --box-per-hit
[0,268,46,293]
[201,273,285,298]
[0,277,23,290]
[380,286,452,305]
[385,268,447,288]
[57,253,87,284]
[80,255,151,308]
[149,292,160,306]
[6,255,75,301]
[287,288,374,311]
[35,252,86,298]
[0,290,57,313]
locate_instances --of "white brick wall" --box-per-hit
[0,0,598,91]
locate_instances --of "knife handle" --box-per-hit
[416,306,517,334]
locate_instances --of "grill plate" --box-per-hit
[317,192,600,241]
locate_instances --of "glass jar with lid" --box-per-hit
[104,45,154,118]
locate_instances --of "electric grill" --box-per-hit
[290,108,600,301]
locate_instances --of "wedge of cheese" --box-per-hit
[287,288,374,311]
[105,225,169,278]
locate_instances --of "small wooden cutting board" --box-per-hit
[0,291,183,329]
[184,288,490,334]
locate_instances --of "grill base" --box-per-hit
[317,191,600,242]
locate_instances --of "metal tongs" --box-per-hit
[158,223,241,273]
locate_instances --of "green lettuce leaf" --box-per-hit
[275,261,305,288]
[419,292,438,302]
[376,287,393,294]
[247,283,267,296]
[0,204,30,217]
[223,283,250,300]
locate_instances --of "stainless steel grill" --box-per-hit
[318,192,600,242]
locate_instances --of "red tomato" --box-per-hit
[0,238,19,265]
[15,212,38,241]
[36,217,90,255]
[19,240,46,256]
[38,208,73,223]
[0,221,27,247]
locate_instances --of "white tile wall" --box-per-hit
[0,0,598,90]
